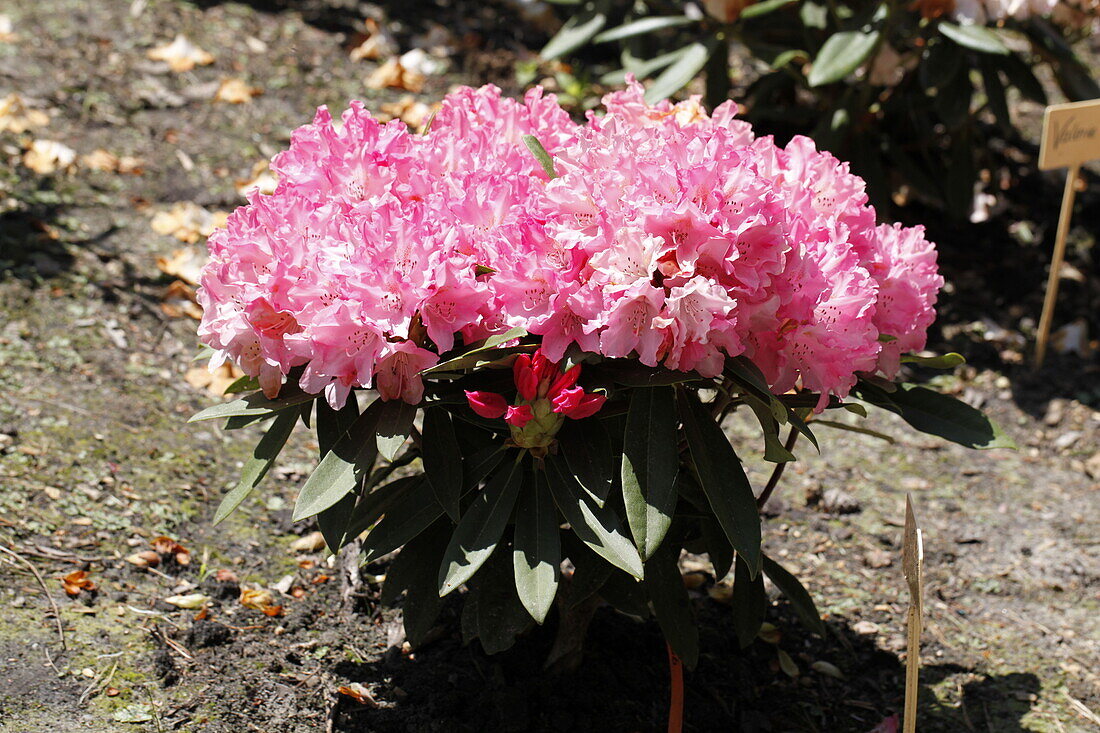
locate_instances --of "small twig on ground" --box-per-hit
[78,661,118,705]
[756,428,800,510]
[146,625,194,661]
[0,543,67,651]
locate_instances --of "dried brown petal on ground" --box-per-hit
[152,536,191,565]
[338,683,378,706]
[289,531,327,554]
[155,246,205,285]
[61,569,96,597]
[185,362,243,397]
[23,139,76,174]
[379,95,432,129]
[240,587,278,613]
[366,58,426,93]
[235,160,277,197]
[0,94,49,133]
[150,203,228,244]
[126,550,162,568]
[147,35,214,72]
[161,279,204,320]
[81,149,144,174]
[164,593,210,609]
[214,77,262,104]
[349,18,396,61]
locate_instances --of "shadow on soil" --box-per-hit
[325,601,1041,733]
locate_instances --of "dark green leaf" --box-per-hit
[513,469,561,623]
[320,474,411,554]
[376,399,417,462]
[855,382,1015,449]
[594,15,694,43]
[213,408,298,525]
[361,477,444,562]
[602,47,687,85]
[541,4,607,60]
[807,31,880,87]
[676,389,761,576]
[223,375,260,394]
[598,569,650,617]
[731,554,767,648]
[644,41,713,103]
[316,395,360,459]
[422,327,530,376]
[559,419,614,507]
[464,445,508,491]
[645,539,699,668]
[545,455,644,579]
[900,352,965,369]
[979,61,1011,130]
[939,21,1008,55]
[561,534,614,608]
[439,455,525,596]
[743,396,797,463]
[422,408,463,520]
[621,386,679,559]
[1001,53,1047,104]
[522,134,558,179]
[292,399,383,522]
[474,549,534,654]
[189,386,315,423]
[701,516,733,580]
[811,419,896,444]
[379,519,451,646]
[761,554,826,635]
[934,61,973,128]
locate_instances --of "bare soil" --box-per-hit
[0,1,1097,731]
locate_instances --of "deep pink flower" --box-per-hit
[466,390,508,419]
[505,404,534,427]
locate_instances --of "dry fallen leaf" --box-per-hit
[161,279,204,320]
[61,570,96,597]
[0,94,48,133]
[379,95,432,129]
[337,683,377,706]
[240,587,276,612]
[289,531,327,554]
[235,160,278,198]
[349,18,396,61]
[214,568,239,583]
[0,15,17,43]
[164,593,210,610]
[126,550,162,568]
[151,202,228,244]
[23,139,76,175]
[81,149,144,175]
[185,362,244,397]
[147,35,215,72]
[152,536,191,565]
[214,77,262,104]
[366,58,425,93]
[155,246,205,285]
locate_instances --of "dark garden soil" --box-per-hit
[0,1,1098,731]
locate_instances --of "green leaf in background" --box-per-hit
[223,375,260,394]
[313,395,364,549]
[731,554,767,649]
[213,407,298,525]
[541,2,607,60]
[934,59,974,128]
[900,352,965,369]
[1001,52,1047,105]
[644,539,699,668]
[559,418,614,506]
[593,15,694,44]
[361,477,444,562]
[979,61,1011,131]
[513,469,561,623]
[189,386,316,423]
[422,327,530,376]
[701,515,734,580]
[560,533,614,608]
[812,419,896,444]
[422,408,463,520]
[676,389,762,576]
[644,41,714,104]
[761,554,826,636]
[741,0,798,20]
[743,396,797,463]
[545,455,644,579]
[807,30,881,87]
[291,398,383,522]
[522,134,558,179]
[473,549,534,654]
[855,382,1015,449]
[439,455,525,596]
[376,398,417,462]
[601,47,688,85]
[379,519,451,647]
[938,21,1008,55]
[621,386,679,560]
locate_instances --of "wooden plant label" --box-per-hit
[902,494,924,733]
[1039,99,1100,171]
[1034,98,1100,368]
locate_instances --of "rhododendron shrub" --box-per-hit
[191,85,1009,663]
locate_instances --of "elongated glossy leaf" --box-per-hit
[292,399,383,522]
[979,61,1011,130]
[464,445,508,491]
[376,399,417,462]
[743,396,797,463]
[1001,52,1046,104]
[513,470,561,623]
[223,375,260,394]
[855,382,1014,449]
[645,540,699,668]
[559,419,614,506]
[439,455,525,596]
[561,533,614,609]
[812,419,896,444]
[593,15,693,43]
[598,569,650,618]
[362,477,443,562]
[316,395,360,458]
[622,387,679,559]
[380,520,451,647]
[725,357,785,423]
[474,549,533,654]
[701,515,734,580]
[422,327,530,375]
[545,455,644,579]
[213,408,298,525]
[601,47,687,85]
[522,134,557,179]
[938,21,1008,55]
[741,0,797,19]
[731,554,767,648]
[644,41,713,103]
[422,408,463,520]
[807,30,880,87]
[190,387,315,423]
[327,475,414,553]
[761,555,826,635]
[541,4,607,60]
[676,389,761,576]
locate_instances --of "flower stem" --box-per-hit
[666,642,684,733]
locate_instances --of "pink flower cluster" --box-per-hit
[197,80,942,410]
